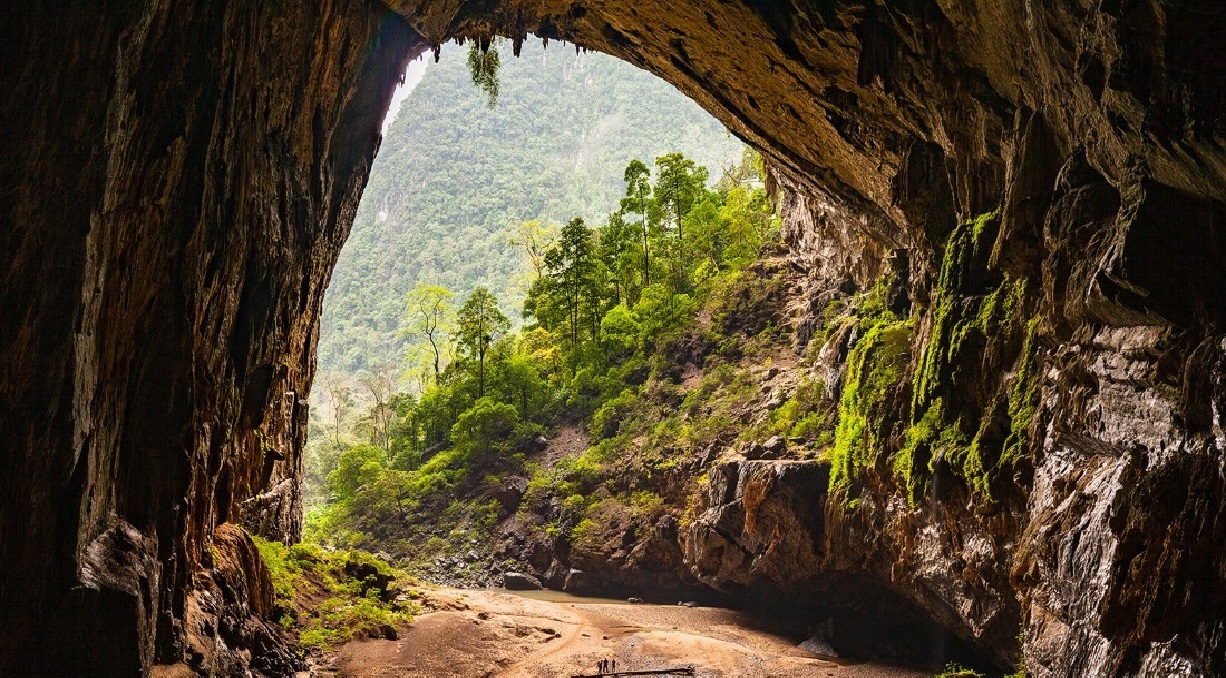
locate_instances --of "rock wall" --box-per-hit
[1,0,1223,674]
[0,1,418,673]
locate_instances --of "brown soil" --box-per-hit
[324,589,928,678]
[540,424,590,466]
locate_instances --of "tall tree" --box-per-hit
[511,219,558,281]
[457,287,510,398]
[621,160,654,288]
[401,283,456,383]
[357,363,399,455]
[598,211,638,306]
[543,218,599,353]
[318,372,354,450]
[654,153,709,288]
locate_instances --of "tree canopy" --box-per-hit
[305,150,780,553]
[317,40,742,375]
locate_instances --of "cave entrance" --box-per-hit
[294,33,762,654]
[4,1,1031,673]
[291,36,996,676]
[305,36,753,511]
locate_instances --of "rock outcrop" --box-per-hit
[180,524,300,675]
[2,0,1223,674]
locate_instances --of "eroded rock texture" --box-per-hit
[1,1,418,673]
[1,0,1223,674]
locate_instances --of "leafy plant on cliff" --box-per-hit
[467,38,501,107]
[251,537,418,652]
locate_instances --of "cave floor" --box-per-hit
[317,588,928,677]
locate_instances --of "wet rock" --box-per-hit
[185,524,303,675]
[502,572,543,591]
[684,461,828,589]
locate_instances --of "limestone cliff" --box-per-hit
[1,0,1222,675]
[0,1,418,673]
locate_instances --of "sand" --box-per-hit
[319,589,929,678]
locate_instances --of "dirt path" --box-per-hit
[324,589,929,678]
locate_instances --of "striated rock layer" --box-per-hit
[0,1,419,673]
[1,0,1223,674]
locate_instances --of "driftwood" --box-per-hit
[572,667,696,677]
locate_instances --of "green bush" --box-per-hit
[590,388,640,440]
[452,397,520,451]
[248,532,417,653]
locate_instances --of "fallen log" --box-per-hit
[571,667,696,677]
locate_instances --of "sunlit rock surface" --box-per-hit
[1,0,1222,674]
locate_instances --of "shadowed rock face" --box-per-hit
[0,1,419,672]
[1,0,1223,674]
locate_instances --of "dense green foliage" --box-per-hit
[306,150,778,555]
[319,41,742,375]
[252,537,418,651]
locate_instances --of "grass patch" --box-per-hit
[936,664,984,678]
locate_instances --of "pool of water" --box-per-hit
[498,588,635,605]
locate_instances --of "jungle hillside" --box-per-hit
[318,40,743,377]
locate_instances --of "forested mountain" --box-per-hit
[305,145,781,561]
[318,41,743,375]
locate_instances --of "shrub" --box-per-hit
[590,388,640,440]
[451,398,520,452]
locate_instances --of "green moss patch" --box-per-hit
[830,316,914,490]
[251,537,418,652]
[899,210,1042,502]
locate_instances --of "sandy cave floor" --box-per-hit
[313,589,929,678]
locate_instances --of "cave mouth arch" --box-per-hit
[307,34,1004,674]
[3,0,1223,674]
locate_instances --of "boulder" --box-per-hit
[343,553,395,599]
[502,572,543,591]
[747,436,787,460]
